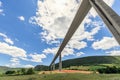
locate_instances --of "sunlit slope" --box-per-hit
[55,56,120,68]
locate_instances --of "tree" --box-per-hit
[26,68,35,75]
[5,70,16,75]
[16,70,21,75]
[34,65,49,71]
[97,66,120,74]
[21,68,26,75]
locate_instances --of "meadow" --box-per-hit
[1,56,120,80]
[0,73,120,80]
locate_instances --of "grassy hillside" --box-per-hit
[55,56,120,68]
[0,66,10,74]
[0,66,21,74]
[0,73,120,80]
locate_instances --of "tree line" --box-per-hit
[97,66,120,74]
[5,68,35,75]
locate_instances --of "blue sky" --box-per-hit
[0,0,120,68]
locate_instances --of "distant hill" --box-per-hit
[55,56,120,68]
[34,65,49,71]
[0,66,22,74]
[0,66,10,73]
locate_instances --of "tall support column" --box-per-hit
[89,0,120,44]
[53,62,55,71]
[50,65,52,71]
[59,54,62,71]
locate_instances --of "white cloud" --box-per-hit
[29,0,107,57]
[0,33,7,37]
[0,32,14,45]
[76,52,85,57]
[0,42,46,63]
[10,58,20,63]
[61,47,75,57]
[43,47,75,57]
[43,47,58,55]
[5,63,19,68]
[0,32,47,67]
[29,0,115,58]
[29,0,80,42]
[29,0,113,44]
[23,65,34,68]
[0,1,2,7]
[106,50,120,56]
[29,53,46,62]
[18,16,25,21]
[0,1,5,16]
[92,37,119,50]
[0,32,47,65]
[0,9,3,14]
[4,38,14,45]
[0,42,27,58]
[5,60,20,68]
[6,62,34,68]
[67,40,87,50]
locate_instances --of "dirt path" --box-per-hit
[39,70,94,74]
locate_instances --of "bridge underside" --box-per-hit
[50,0,120,71]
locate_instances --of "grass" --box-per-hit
[55,56,120,69]
[0,73,120,80]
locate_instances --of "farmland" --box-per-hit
[0,73,120,80]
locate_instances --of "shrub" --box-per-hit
[26,68,35,75]
[16,70,21,75]
[5,70,16,75]
[97,66,120,74]
[21,68,26,75]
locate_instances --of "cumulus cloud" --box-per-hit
[4,38,14,45]
[10,58,34,68]
[5,52,46,67]
[10,58,20,63]
[0,1,5,16]
[6,62,34,68]
[0,32,14,45]
[0,9,3,14]
[43,46,85,57]
[76,52,85,57]
[43,47,58,55]
[43,47,75,57]
[18,16,25,21]
[30,0,111,57]
[29,53,46,62]
[29,0,81,42]
[5,62,20,68]
[92,37,119,50]
[0,41,47,63]
[23,65,34,68]
[6,57,21,68]
[0,32,47,67]
[0,33,7,37]
[0,42,27,58]
[67,40,87,50]
[106,50,120,56]
[0,1,2,7]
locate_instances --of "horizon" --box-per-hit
[0,0,120,68]
[1,55,120,68]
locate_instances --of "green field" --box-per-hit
[55,56,120,69]
[1,56,120,80]
[0,73,120,80]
